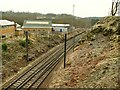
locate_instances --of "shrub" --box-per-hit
[2,43,7,51]
[19,39,31,47]
[19,40,26,47]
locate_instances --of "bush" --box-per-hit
[2,43,7,51]
[19,40,26,47]
[19,39,31,47]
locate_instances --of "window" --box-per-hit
[2,35,6,38]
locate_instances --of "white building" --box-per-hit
[52,24,70,32]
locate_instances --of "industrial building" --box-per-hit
[0,20,24,38]
[0,20,16,38]
[15,28,24,36]
[22,20,52,37]
[52,24,70,32]
[22,20,52,31]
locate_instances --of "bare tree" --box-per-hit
[111,0,120,16]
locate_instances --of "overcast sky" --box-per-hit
[0,0,112,17]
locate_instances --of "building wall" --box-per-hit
[22,28,52,38]
[22,28,52,31]
[53,27,68,32]
[15,30,24,36]
[0,25,15,37]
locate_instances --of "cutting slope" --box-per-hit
[48,16,120,88]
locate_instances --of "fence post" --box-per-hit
[64,34,67,68]
[26,31,28,61]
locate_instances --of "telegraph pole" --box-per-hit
[64,34,67,68]
[26,31,29,61]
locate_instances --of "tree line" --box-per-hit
[1,11,101,28]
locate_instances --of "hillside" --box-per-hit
[47,16,120,88]
[1,11,101,28]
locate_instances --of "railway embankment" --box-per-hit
[2,28,84,84]
[48,16,120,88]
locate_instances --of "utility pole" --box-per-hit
[26,31,29,62]
[64,34,67,68]
[72,4,75,52]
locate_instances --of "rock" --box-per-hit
[10,69,14,72]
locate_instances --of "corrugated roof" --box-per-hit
[52,24,70,27]
[22,20,52,29]
[0,20,15,26]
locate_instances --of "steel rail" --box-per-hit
[2,31,85,90]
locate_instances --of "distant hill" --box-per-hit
[0,11,102,28]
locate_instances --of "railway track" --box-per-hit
[2,31,85,90]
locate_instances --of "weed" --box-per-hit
[19,39,31,47]
[2,43,7,52]
[19,40,26,47]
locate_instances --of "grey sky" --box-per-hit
[0,0,112,17]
